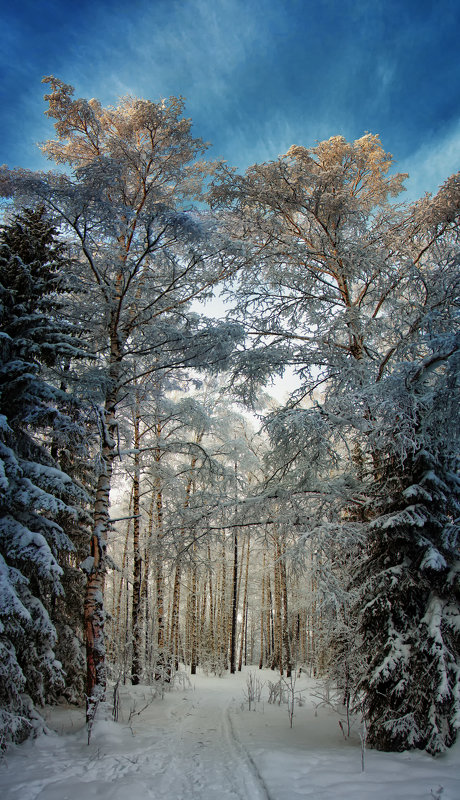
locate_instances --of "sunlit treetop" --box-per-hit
[284,134,408,211]
[40,76,212,205]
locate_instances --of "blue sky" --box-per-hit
[2,0,459,200]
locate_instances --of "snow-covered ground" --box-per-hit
[1,668,459,800]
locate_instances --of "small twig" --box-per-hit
[128,691,157,722]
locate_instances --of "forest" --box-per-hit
[0,76,459,758]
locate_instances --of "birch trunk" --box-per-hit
[207,543,215,659]
[111,497,132,668]
[168,447,200,672]
[215,537,228,671]
[84,343,120,726]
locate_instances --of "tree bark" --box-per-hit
[84,367,119,726]
[238,536,250,671]
[230,528,238,674]
[259,548,266,669]
[131,391,142,684]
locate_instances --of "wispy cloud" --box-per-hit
[400,117,460,200]
[2,0,458,200]
[67,0,276,104]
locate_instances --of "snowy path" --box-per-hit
[0,672,270,800]
[150,692,269,799]
[1,669,460,800]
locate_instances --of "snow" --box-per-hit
[1,668,459,800]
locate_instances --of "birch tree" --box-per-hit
[1,77,243,726]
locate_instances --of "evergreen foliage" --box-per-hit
[352,341,460,753]
[0,207,90,748]
[356,451,459,753]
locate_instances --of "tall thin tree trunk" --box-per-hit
[140,493,155,674]
[259,549,266,669]
[189,551,198,675]
[216,536,227,671]
[84,353,120,729]
[207,543,215,659]
[131,391,142,684]
[111,489,133,665]
[238,536,250,671]
[155,474,165,680]
[279,538,292,677]
[168,449,199,673]
[230,528,238,674]
[271,536,283,673]
[230,462,239,674]
[170,561,182,671]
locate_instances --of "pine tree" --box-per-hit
[0,207,90,748]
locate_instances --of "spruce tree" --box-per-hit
[0,207,90,748]
[353,347,460,754]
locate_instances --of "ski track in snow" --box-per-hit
[0,674,269,800]
[157,696,268,800]
[1,669,460,800]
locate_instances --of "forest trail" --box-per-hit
[144,686,270,800]
[0,671,270,800]
[1,669,460,800]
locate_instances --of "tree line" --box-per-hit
[0,77,458,755]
